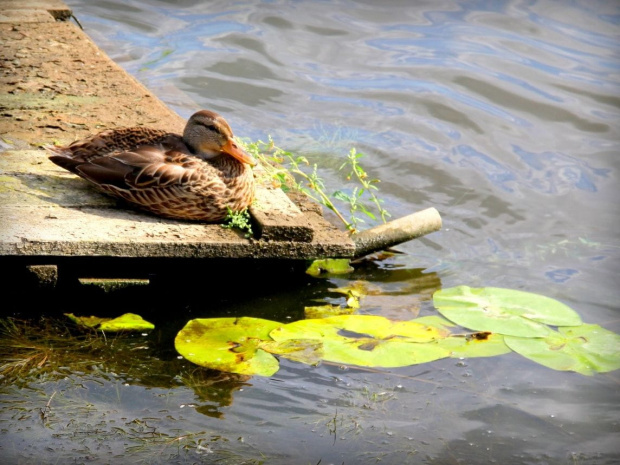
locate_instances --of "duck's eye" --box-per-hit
[197,122,218,132]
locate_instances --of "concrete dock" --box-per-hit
[0,0,356,283]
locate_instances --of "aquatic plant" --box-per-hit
[8,288,616,382]
[65,312,155,331]
[174,286,620,377]
[240,137,390,233]
[305,258,354,276]
[334,147,391,229]
[0,315,167,389]
[0,317,132,382]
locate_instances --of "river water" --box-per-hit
[3,1,619,464]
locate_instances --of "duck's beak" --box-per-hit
[222,138,257,166]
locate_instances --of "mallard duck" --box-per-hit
[47,110,256,222]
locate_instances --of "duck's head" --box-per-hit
[183,110,256,166]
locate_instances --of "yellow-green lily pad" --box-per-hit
[433,286,582,337]
[261,338,324,366]
[99,313,155,332]
[304,304,355,319]
[270,315,450,368]
[328,280,379,308]
[504,324,620,375]
[306,259,354,277]
[65,313,107,328]
[412,315,457,330]
[175,317,282,376]
[65,312,154,332]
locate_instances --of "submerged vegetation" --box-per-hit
[0,315,262,463]
[0,316,158,384]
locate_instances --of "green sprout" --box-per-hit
[239,137,390,234]
[222,207,253,238]
[336,147,391,229]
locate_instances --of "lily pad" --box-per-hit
[329,281,370,298]
[306,259,354,277]
[433,286,582,337]
[65,313,107,328]
[504,324,620,375]
[99,313,155,332]
[436,333,512,358]
[270,315,450,367]
[261,339,324,366]
[329,281,378,308]
[412,315,457,330]
[411,315,510,358]
[304,304,355,319]
[65,312,154,332]
[175,317,282,376]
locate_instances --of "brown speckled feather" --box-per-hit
[47,110,256,222]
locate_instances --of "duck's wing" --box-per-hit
[46,127,175,161]
[85,148,228,220]
[48,127,193,188]
[51,146,205,192]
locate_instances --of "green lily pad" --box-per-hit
[306,259,354,277]
[433,286,582,337]
[270,315,450,367]
[65,312,154,332]
[504,324,620,375]
[175,317,282,376]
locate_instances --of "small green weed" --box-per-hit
[222,207,254,238]
[335,148,391,230]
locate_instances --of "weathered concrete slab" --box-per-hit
[0,21,186,142]
[0,203,352,259]
[0,10,55,23]
[0,147,354,260]
[250,186,314,242]
[0,2,356,264]
[0,0,71,22]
